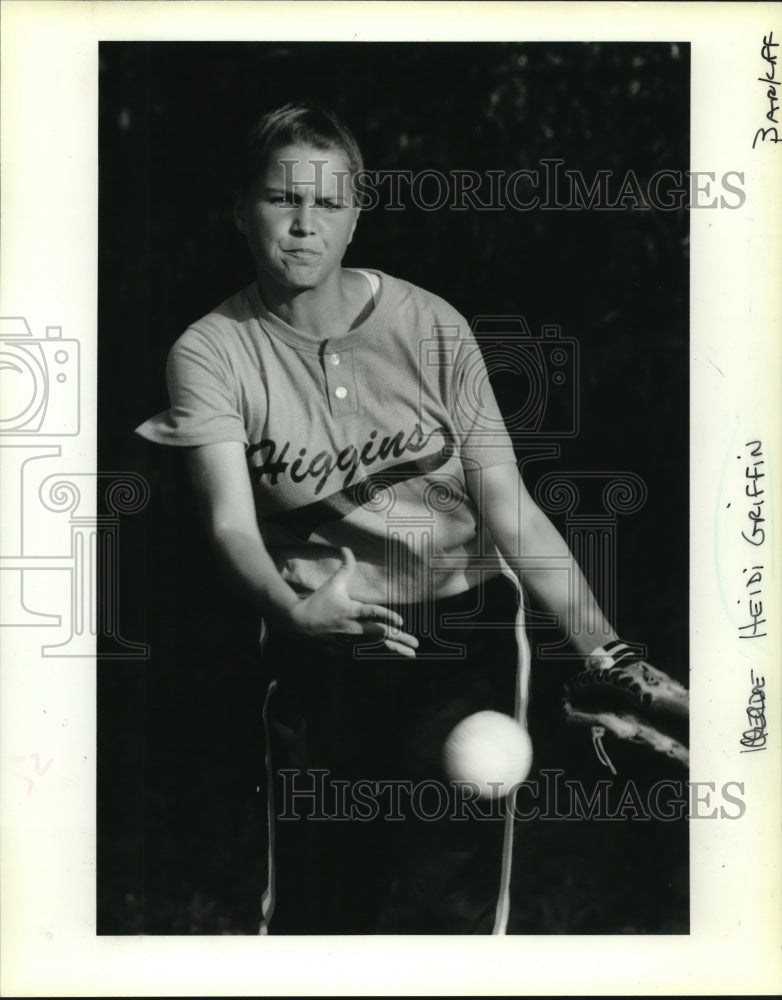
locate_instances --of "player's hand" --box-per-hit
[286,547,419,658]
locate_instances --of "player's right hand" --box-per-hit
[285,547,419,658]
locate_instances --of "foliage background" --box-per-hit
[98,41,689,934]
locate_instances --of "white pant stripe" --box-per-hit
[258,676,277,935]
[491,569,531,935]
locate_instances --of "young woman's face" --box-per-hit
[235,143,359,295]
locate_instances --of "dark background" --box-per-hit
[98,42,689,934]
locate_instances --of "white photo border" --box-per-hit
[1,1,780,996]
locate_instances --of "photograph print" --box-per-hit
[97,40,691,936]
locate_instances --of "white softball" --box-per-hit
[443,710,533,799]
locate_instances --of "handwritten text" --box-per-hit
[740,670,767,751]
[737,441,768,639]
[752,32,781,148]
[741,440,766,547]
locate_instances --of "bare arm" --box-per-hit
[183,441,418,656]
[465,462,618,657]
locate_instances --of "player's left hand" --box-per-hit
[562,642,689,771]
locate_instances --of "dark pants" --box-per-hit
[262,574,522,934]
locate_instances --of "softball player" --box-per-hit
[136,102,619,934]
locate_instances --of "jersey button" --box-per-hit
[335,386,347,399]
[329,353,341,365]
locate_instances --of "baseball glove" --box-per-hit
[563,640,689,773]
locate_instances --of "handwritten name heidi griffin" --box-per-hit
[740,670,767,752]
[753,32,781,148]
[738,441,767,640]
[735,443,769,753]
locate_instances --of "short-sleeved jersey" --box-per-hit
[136,269,518,603]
